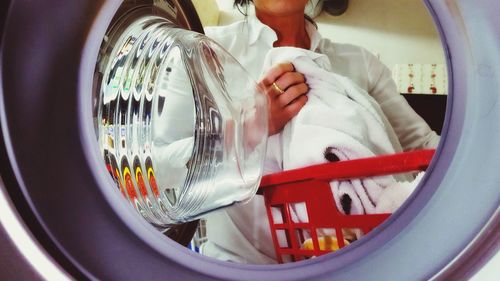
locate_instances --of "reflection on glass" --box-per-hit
[95,15,268,227]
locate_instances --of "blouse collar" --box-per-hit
[247,16,322,51]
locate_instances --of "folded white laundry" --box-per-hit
[262,47,419,220]
[375,171,425,213]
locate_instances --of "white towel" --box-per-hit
[262,47,418,219]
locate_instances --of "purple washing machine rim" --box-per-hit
[0,0,498,280]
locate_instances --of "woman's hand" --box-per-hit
[259,62,309,136]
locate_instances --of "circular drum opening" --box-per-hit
[27,0,497,280]
[94,0,447,262]
[90,0,452,266]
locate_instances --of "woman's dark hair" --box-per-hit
[233,0,253,16]
[233,0,318,29]
[234,0,253,9]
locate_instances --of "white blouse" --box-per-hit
[200,16,440,264]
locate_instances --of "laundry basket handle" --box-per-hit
[259,149,435,189]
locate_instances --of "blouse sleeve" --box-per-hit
[363,50,440,150]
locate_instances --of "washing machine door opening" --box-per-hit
[83,0,497,277]
[92,0,449,266]
[0,0,498,280]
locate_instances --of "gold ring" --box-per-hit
[272,82,285,94]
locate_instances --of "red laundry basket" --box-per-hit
[257,149,435,263]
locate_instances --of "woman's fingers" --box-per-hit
[259,62,309,135]
[260,62,295,87]
[276,82,308,106]
[283,95,308,118]
[267,82,309,135]
[273,71,306,92]
[266,71,306,97]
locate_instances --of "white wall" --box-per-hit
[315,0,445,69]
[213,0,446,71]
[213,0,245,25]
[192,0,220,26]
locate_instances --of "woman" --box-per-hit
[200,0,440,264]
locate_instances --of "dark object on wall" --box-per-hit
[402,93,448,135]
[323,0,349,16]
